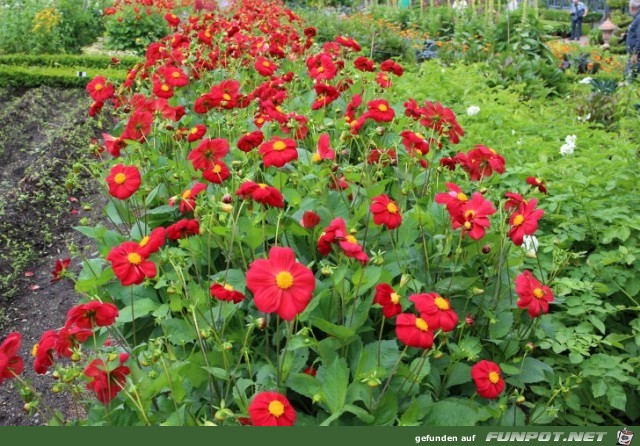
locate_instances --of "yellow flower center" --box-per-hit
[434,296,450,311]
[127,253,142,265]
[489,148,497,155]
[94,83,103,91]
[273,141,287,151]
[382,75,389,81]
[190,127,199,134]
[311,153,322,163]
[513,214,525,226]
[32,343,39,357]
[223,93,231,101]
[262,61,271,67]
[256,118,264,124]
[533,288,545,299]
[161,84,170,92]
[268,400,285,417]
[378,104,388,112]
[464,221,472,230]
[275,271,294,290]
[456,192,468,201]
[415,132,424,139]
[464,210,476,220]
[139,236,150,247]
[258,183,268,189]
[223,283,234,291]
[345,235,357,244]
[172,71,181,78]
[415,317,429,332]
[212,164,222,174]
[386,202,398,214]
[182,190,192,199]
[488,371,500,384]
[390,293,400,304]
[317,66,325,73]
[114,173,127,185]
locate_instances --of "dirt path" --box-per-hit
[0,87,105,425]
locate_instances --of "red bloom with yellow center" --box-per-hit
[515,270,554,317]
[419,101,464,144]
[0,332,23,385]
[317,217,348,255]
[84,358,130,404]
[236,181,284,208]
[311,84,340,110]
[259,137,298,168]
[376,72,392,88]
[354,56,376,72]
[86,75,114,102]
[370,194,402,229]
[161,65,188,87]
[188,138,229,171]
[365,99,395,123]
[51,258,71,282]
[435,182,469,219]
[202,160,230,184]
[462,145,506,181]
[237,130,264,152]
[313,133,335,162]
[248,391,297,426]
[246,246,316,321]
[137,227,166,258]
[255,57,278,77]
[306,53,337,81]
[152,77,174,99]
[65,301,119,330]
[300,211,321,229]
[395,313,434,349]
[374,283,403,318]
[172,182,207,214]
[526,176,547,194]
[409,293,459,332]
[187,124,207,143]
[105,164,141,200]
[471,360,505,399]
[210,283,245,303]
[166,219,200,240]
[451,192,496,240]
[106,241,156,286]
[508,198,544,246]
[33,330,57,375]
[380,59,404,76]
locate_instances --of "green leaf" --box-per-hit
[373,391,398,426]
[422,399,482,426]
[164,318,197,345]
[490,312,514,339]
[355,340,400,380]
[287,373,322,400]
[434,276,478,294]
[500,405,526,426]
[591,379,607,398]
[343,404,374,424]
[445,362,472,388]
[202,367,229,380]
[117,298,159,323]
[399,395,432,426]
[506,357,554,387]
[351,266,382,296]
[309,317,356,342]
[606,383,627,411]
[317,357,350,415]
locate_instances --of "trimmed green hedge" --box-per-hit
[0,54,141,69]
[0,65,129,88]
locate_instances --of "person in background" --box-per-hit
[627,0,640,79]
[569,0,588,41]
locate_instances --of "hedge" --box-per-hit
[0,65,129,89]
[0,54,142,70]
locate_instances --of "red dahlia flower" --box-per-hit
[248,391,297,426]
[335,36,361,51]
[471,360,505,399]
[435,183,469,219]
[166,219,200,240]
[366,99,395,123]
[33,330,58,374]
[380,59,404,76]
[376,72,392,88]
[66,301,119,329]
[187,124,207,142]
[409,293,459,332]
[202,160,230,184]
[317,217,348,255]
[338,234,369,265]
[137,227,166,258]
[161,65,188,87]
[313,133,335,162]
[86,76,114,102]
[526,176,547,194]
[84,358,130,404]
[259,137,298,168]
[164,13,180,27]
[237,131,264,152]
[508,198,544,246]
[370,194,402,229]
[395,313,434,349]
[462,145,506,181]
[51,258,71,282]
[188,138,229,171]
[515,270,554,317]
[255,57,278,77]
[236,181,284,208]
[121,109,153,142]
[210,283,245,303]
[451,192,496,240]
[374,283,403,318]
[172,182,207,214]
[504,192,527,211]
[0,333,23,385]
[300,211,321,229]
[306,53,337,81]
[311,84,340,110]
[55,326,92,358]
[246,246,316,321]
[106,164,141,200]
[354,56,376,72]
[152,78,174,99]
[106,241,156,286]
[420,101,464,144]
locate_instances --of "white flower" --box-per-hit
[579,77,592,84]
[522,235,539,258]
[565,134,577,145]
[466,105,480,116]
[560,143,575,156]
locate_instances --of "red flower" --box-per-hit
[106,164,141,200]
[33,330,57,374]
[317,217,348,255]
[202,160,231,184]
[137,227,166,258]
[248,391,297,426]
[164,13,180,26]
[161,65,188,87]
[354,56,375,72]
[236,181,284,208]
[380,59,404,76]
[409,293,459,332]
[526,176,547,194]
[508,198,544,246]
[246,246,316,321]
[335,35,361,51]
[311,84,340,110]
[210,283,245,303]
[400,130,431,158]
[152,78,174,99]
[471,360,505,399]
[102,133,126,157]
[51,258,71,282]
[515,270,554,317]
[404,98,422,120]
[55,326,92,359]
[338,234,369,265]
[259,137,298,168]
[462,145,506,181]
[237,131,264,152]
[106,241,156,286]
[187,124,207,142]
[313,133,335,162]
[365,99,395,123]
[420,101,464,144]
[395,313,434,349]
[86,76,114,102]
[306,53,337,81]
[188,138,229,171]
[255,57,278,77]
[66,301,119,329]
[370,194,402,229]
[504,192,527,211]
[300,211,321,229]
[84,358,130,404]
[435,183,469,219]
[303,366,317,377]
[451,193,496,240]
[0,333,23,385]
[172,182,207,214]
[375,72,392,88]
[374,283,402,318]
[121,109,153,142]
[166,219,200,240]
[344,93,362,123]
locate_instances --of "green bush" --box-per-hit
[103,6,170,55]
[0,65,128,89]
[0,54,142,69]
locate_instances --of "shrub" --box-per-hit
[103,6,170,54]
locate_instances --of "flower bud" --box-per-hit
[220,203,233,213]
[221,193,233,204]
[525,342,535,353]
[482,244,491,254]
[472,287,485,295]
[254,317,266,330]
[222,341,233,351]
[71,352,81,362]
[516,396,526,404]
[465,314,474,326]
